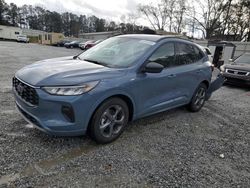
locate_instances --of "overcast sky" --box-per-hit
[5,0,152,24]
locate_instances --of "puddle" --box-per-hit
[0,110,17,114]
[0,174,20,185]
[5,132,27,137]
[1,87,12,93]
[22,141,98,176]
[0,141,98,185]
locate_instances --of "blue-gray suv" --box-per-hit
[13,35,223,143]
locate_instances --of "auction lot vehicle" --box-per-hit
[17,35,29,43]
[221,53,250,86]
[64,40,81,48]
[54,39,72,47]
[79,40,95,50]
[13,34,224,143]
[84,40,104,50]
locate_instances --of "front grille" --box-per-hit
[225,77,250,86]
[226,69,249,76]
[13,77,39,106]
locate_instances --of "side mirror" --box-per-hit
[229,59,233,63]
[73,55,78,60]
[142,62,164,73]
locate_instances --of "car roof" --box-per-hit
[117,34,189,42]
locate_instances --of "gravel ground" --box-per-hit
[0,41,249,188]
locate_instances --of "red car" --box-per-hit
[84,40,103,50]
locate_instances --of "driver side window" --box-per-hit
[148,43,175,68]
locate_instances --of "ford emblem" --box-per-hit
[17,84,24,94]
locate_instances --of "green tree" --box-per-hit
[7,3,18,26]
[0,0,8,24]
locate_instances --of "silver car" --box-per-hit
[17,35,29,43]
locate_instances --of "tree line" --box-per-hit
[1,0,249,41]
[0,0,147,37]
[138,0,250,41]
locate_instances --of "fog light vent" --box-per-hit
[61,105,75,123]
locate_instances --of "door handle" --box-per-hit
[167,74,176,78]
[196,69,202,73]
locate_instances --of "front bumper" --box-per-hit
[14,87,96,136]
[223,73,250,86]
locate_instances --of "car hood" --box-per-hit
[15,56,126,86]
[224,63,250,71]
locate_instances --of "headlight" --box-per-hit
[220,65,225,72]
[42,81,99,96]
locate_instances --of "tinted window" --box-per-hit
[177,43,204,65]
[205,48,211,55]
[148,43,175,68]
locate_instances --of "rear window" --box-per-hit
[205,48,212,55]
[177,43,204,65]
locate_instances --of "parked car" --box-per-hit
[64,40,81,48]
[221,52,250,86]
[84,40,103,50]
[79,40,94,50]
[17,35,29,43]
[54,39,72,47]
[13,35,224,144]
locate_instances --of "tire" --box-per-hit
[89,98,129,144]
[187,83,207,112]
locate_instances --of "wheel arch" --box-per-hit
[87,93,135,132]
[201,80,210,89]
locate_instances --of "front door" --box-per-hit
[131,42,185,117]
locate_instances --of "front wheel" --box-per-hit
[89,98,129,144]
[188,83,207,112]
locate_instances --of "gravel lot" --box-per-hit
[0,41,250,188]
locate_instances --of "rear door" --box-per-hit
[174,42,208,100]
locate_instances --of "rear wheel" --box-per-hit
[188,83,207,112]
[89,98,129,144]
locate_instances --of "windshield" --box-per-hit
[78,37,155,68]
[235,53,250,64]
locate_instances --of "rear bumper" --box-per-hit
[207,74,225,97]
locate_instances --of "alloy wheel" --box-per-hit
[99,105,125,138]
[194,87,206,108]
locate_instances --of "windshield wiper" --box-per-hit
[83,59,109,67]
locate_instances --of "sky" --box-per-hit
[4,0,203,38]
[5,0,152,24]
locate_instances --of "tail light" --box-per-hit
[211,64,215,72]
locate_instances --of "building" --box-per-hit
[195,40,250,65]
[0,25,22,40]
[79,31,121,40]
[38,32,65,45]
[0,25,65,45]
